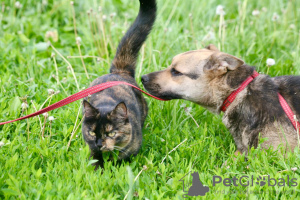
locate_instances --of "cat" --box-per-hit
[81,0,157,169]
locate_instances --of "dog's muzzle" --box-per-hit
[141,75,149,84]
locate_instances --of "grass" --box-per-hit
[1,0,300,199]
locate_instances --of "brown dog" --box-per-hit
[142,44,300,154]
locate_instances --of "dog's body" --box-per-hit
[142,45,300,154]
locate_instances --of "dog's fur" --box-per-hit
[142,44,300,154]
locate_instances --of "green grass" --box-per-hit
[1,0,300,199]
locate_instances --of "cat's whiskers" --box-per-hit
[113,146,124,151]
[110,150,118,156]
[110,150,121,159]
[113,146,128,157]
[113,145,122,150]
[100,145,107,151]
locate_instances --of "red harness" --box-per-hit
[221,71,260,112]
[0,81,168,126]
[221,71,300,132]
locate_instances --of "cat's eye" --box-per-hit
[89,131,96,136]
[107,132,116,137]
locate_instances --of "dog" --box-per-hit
[141,44,300,155]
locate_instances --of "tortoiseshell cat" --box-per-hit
[82,0,157,169]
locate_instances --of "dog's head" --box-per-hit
[142,44,247,113]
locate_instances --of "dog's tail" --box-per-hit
[110,0,157,77]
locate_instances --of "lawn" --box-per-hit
[1,0,300,199]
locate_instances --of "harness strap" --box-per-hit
[221,71,259,112]
[278,93,300,132]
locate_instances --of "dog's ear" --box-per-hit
[203,53,244,76]
[205,44,220,51]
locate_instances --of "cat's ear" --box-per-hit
[110,102,128,120]
[83,100,100,118]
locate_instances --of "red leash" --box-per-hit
[221,71,300,133]
[0,81,168,126]
[2,75,299,133]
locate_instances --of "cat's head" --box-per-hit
[82,100,137,160]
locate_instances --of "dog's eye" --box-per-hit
[171,68,183,76]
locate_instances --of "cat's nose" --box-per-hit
[141,75,149,84]
[96,139,102,148]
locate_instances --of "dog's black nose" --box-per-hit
[141,75,149,83]
[96,139,102,148]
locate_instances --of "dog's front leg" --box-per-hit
[230,132,249,155]
[221,150,242,168]
[234,150,241,156]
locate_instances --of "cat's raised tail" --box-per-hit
[110,0,157,77]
